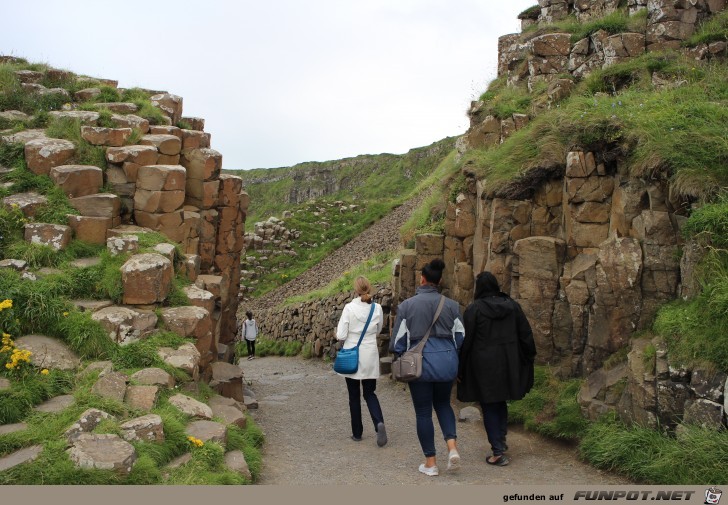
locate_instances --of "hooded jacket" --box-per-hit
[457,292,536,403]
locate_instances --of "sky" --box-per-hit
[1,0,536,171]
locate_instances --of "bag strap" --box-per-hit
[354,303,376,348]
[410,295,446,354]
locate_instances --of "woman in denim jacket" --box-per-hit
[390,259,465,477]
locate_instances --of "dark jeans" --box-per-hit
[408,381,457,457]
[246,339,255,356]
[481,401,508,456]
[345,378,384,439]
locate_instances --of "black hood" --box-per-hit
[474,293,515,320]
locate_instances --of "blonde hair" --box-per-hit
[354,275,373,303]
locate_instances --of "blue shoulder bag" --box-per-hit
[333,303,376,374]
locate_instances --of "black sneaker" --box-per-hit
[376,422,387,447]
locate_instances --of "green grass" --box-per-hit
[464,54,728,200]
[45,116,107,169]
[286,251,394,305]
[233,338,303,360]
[523,9,647,43]
[685,8,728,46]
[508,366,589,440]
[579,414,728,484]
[0,370,75,425]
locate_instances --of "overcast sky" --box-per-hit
[1,0,535,171]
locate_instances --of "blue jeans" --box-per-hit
[481,401,508,456]
[345,378,384,439]
[408,381,457,457]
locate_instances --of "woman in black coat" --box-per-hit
[457,271,536,466]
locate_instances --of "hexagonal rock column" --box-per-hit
[50,165,103,198]
[160,306,213,361]
[130,367,175,389]
[120,253,173,305]
[81,126,132,147]
[64,408,113,443]
[157,343,200,379]
[24,138,75,176]
[225,450,252,480]
[185,420,227,445]
[119,414,164,442]
[168,394,212,419]
[150,93,183,125]
[24,223,71,250]
[14,335,81,371]
[67,433,137,475]
[2,192,48,218]
[91,306,158,345]
[209,361,245,402]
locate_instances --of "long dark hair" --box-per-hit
[474,271,500,300]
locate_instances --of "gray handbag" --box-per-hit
[392,295,446,382]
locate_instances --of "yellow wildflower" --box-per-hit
[41,369,49,375]
[63,312,69,317]
[0,299,12,311]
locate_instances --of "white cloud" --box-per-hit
[0,0,536,170]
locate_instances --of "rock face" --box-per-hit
[67,434,137,475]
[131,367,175,388]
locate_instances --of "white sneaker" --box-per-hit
[447,449,460,471]
[418,463,439,476]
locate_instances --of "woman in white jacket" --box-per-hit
[335,276,387,447]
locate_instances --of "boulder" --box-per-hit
[224,450,252,480]
[64,408,113,442]
[107,235,139,256]
[2,192,48,218]
[14,335,80,370]
[210,403,247,428]
[24,138,75,176]
[91,306,158,345]
[81,126,132,147]
[69,193,121,218]
[181,148,222,181]
[119,414,164,442]
[157,343,200,377]
[131,367,175,388]
[110,114,150,134]
[185,420,227,445]
[168,394,212,419]
[106,145,158,166]
[140,134,182,156]
[78,361,114,377]
[150,93,183,124]
[67,433,136,475]
[124,385,160,411]
[74,88,101,101]
[458,406,483,422]
[91,371,128,403]
[182,285,215,315]
[48,110,100,125]
[24,223,71,250]
[120,253,173,305]
[682,399,725,430]
[136,165,186,191]
[0,259,27,271]
[160,306,211,340]
[209,361,244,402]
[94,102,138,114]
[67,215,114,245]
[14,70,43,83]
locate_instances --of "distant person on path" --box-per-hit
[457,271,536,467]
[242,311,259,360]
[335,276,388,447]
[390,259,464,477]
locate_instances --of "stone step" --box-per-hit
[16,335,81,371]
[0,445,42,472]
[50,164,103,198]
[33,394,75,413]
[0,423,28,435]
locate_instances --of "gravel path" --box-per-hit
[240,355,633,485]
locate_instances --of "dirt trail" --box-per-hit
[243,193,425,314]
[240,355,632,486]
